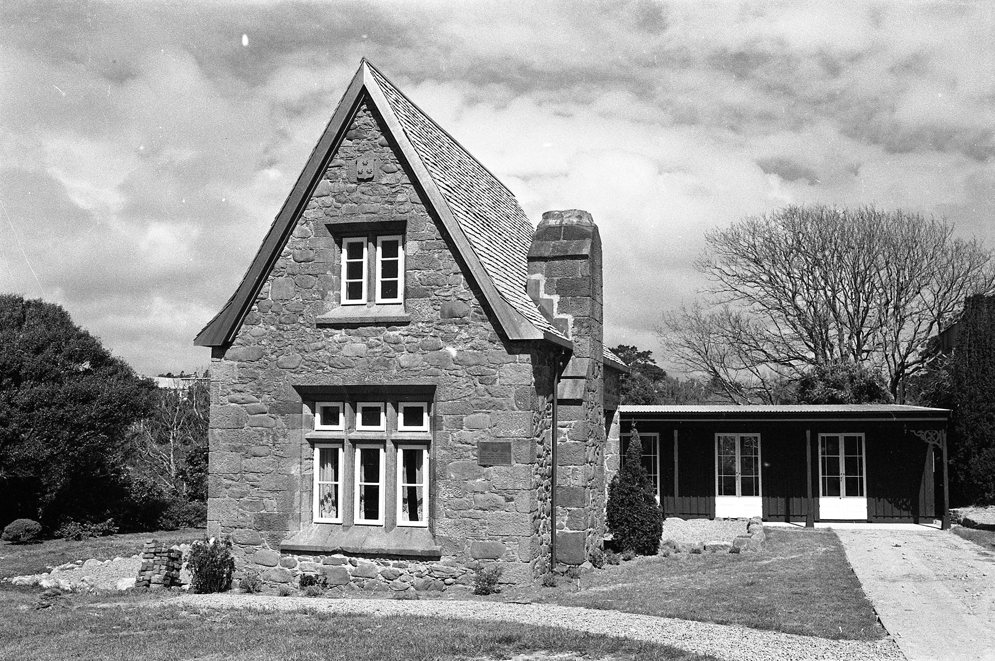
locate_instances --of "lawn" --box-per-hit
[527,528,885,641]
[0,589,709,661]
[0,529,205,579]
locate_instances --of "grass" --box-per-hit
[528,528,885,641]
[951,525,995,554]
[0,529,205,579]
[0,589,711,661]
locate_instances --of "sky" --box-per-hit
[2,1,993,377]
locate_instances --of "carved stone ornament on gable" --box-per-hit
[356,154,377,181]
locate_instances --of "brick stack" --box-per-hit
[135,540,183,589]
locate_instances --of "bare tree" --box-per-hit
[660,206,995,402]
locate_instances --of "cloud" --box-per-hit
[1,1,992,376]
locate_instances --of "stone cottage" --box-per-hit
[195,60,625,589]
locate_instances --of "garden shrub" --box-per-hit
[589,547,605,569]
[472,565,503,595]
[606,429,663,555]
[56,518,118,540]
[605,550,621,565]
[541,573,557,588]
[2,518,42,544]
[277,585,293,596]
[240,571,263,594]
[621,549,637,561]
[302,584,324,597]
[187,537,235,593]
[299,573,326,589]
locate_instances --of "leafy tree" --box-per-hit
[610,344,712,405]
[606,426,663,555]
[918,296,995,505]
[661,205,995,402]
[0,295,156,529]
[779,361,893,405]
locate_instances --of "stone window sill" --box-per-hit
[280,524,440,558]
[316,304,410,327]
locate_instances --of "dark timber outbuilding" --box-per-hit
[618,405,949,528]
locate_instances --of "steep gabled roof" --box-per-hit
[195,60,566,348]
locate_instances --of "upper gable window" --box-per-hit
[339,234,404,306]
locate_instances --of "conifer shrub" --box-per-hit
[2,518,42,544]
[187,537,235,593]
[472,565,503,595]
[606,429,663,555]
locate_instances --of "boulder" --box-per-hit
[116,577,136,591]
[704,541,732,553]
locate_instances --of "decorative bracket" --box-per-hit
[909,428,945,449]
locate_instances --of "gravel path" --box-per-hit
[837,527,995,661]
[171,593,903,661]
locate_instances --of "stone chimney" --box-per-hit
[527,209,605,566]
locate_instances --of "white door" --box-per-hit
[715,434,762,518]
[819,434,868,520]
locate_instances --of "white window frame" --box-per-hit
[714,433,762,497]
[375,235,404,304]
[396,444,429,528]
[818,433,867,499]
[355,402,386,431]
[637,433,660,503]
[397,402,430,432]
[354,443,386,525]
[312,444,343,524]
[314,401,345,431]
[340,237,368,305]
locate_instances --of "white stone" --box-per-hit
[116,577,136,591]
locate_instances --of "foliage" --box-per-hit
[472,565,503,595]
[621,549,637,561]
[124,379,209,530]
[919,296,995,505]
[660,205,995,402]
[541,572,557,588]
[604,550,621,565]
[55,518,118,541]
[0,295,157,530]
[277,584,293,596]
[778,361,893,405]
[588,546,605,569]
[187,537,235,593]
[299,573,326,589]
[609,344,712,405]
[2,518,42,544]
[240,570,264,593]
[606,428,663,555]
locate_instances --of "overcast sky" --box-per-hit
[2,1,993,377]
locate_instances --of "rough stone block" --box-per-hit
[555,531,587,565]
[558,442,586,466]
[322,565,351,585]
[470,541,506,559]
[440,300,470,319]
[253,550,280,567]
[211,406,247,430]
[263,567,293,583]
[704,541,733,553]
[352,561,379,579]
[556,486,587,508]
[464,413,491,429]
[270,277,295,300]
[472,493,507,510]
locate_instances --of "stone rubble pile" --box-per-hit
[135,540,184,589]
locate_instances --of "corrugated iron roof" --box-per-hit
[620,404,948,416]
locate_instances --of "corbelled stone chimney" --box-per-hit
[527,209,605,566]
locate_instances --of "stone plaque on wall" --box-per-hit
[478,440,512,466]
[356,154,377,180]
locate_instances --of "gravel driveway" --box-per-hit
[836,527,995,661]
[173,593,902,661]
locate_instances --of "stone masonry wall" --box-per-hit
[527,210,605,566]
[208,100,555,586]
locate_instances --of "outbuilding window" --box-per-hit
[819,434,865,498]
[716,434,761,497]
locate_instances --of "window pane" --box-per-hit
[318,404,341,428]
[822,436,840,456]
[402,448,424,484]
[317,483,338,519]
[845,476,863,497]
[346,281,363,300]
[720,475,737,496]
[346,241,364,259]
[360,405,382,428]
[380,280,398,299]
[381,260,398,279]
[380,240,399,259]
[740,452,759,479]
[823,476,841,497]
[844,436,862,456]
[359,448,380,482]
[718,436,736,456]
[741,436,759,455]
[359,485,380,520]
[318,448,339,482]
[401,485,423,523]
[719,454,736,476]
[741,475,758,497]
[401,405,425,429]
[844,456,862,477]
[346,261,364,280]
